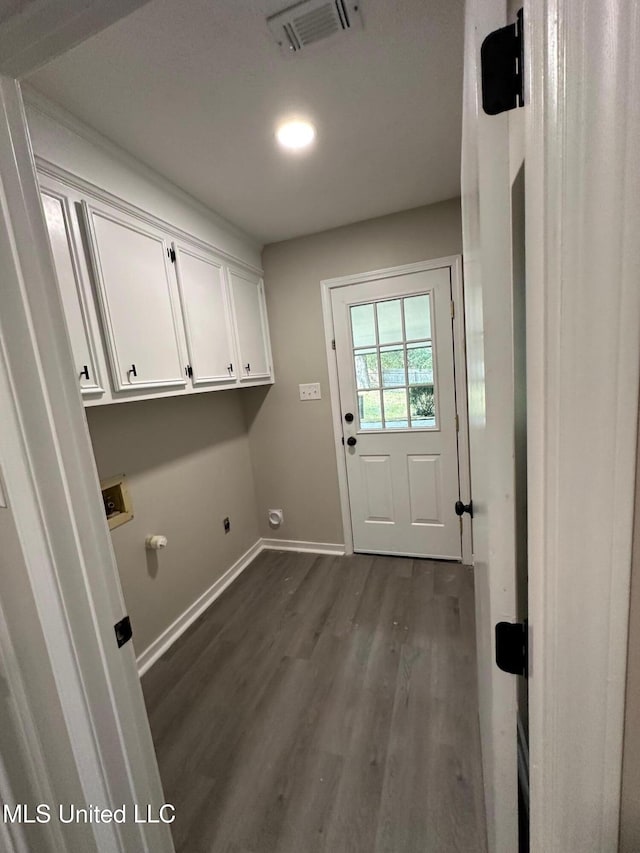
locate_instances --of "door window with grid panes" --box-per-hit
[350,293,436,431]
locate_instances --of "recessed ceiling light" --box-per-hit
[276,119,316,151]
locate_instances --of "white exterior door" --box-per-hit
[332,265,462,559]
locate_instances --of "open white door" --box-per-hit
[461,2,526,851]
[465,1,640,851]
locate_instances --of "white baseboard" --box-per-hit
[260,538,346,556]
[136,538,263,676]
[136,537,346,675]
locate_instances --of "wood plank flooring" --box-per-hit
[142,551,487,853]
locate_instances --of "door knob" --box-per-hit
[455,500,473,518]
[344,412,354,423]
[347,436,357,447]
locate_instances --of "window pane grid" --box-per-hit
[350,294,437,431]
[353,338,432,390]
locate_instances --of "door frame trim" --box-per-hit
[321,255,472,563]
[525,1,640,848]
[0,77,174,853]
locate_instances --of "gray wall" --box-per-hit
[86,391,259,655]
[621,415,640,851]
[242,199,463,545]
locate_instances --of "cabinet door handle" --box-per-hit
[245,363,251,373]
[227,363,233,373]
[129,364,137,378]
[80,365,90,381]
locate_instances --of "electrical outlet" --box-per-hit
[299,382,321,400]
[223,517,230,533]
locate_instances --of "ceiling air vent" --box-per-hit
[267,0,363,55]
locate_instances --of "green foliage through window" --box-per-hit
[409,386,435,417]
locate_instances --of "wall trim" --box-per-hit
[136,538,263,676]
[260,538,346,556]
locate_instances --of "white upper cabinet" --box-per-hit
[37,167,272,406]
[40,187,105,396]
[173,243,237,385]
[228,267,272,381]
[83,202,187,392]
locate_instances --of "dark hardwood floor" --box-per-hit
[142,550,487,853]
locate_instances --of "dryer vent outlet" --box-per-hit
[268,509,284,528]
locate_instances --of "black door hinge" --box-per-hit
[495,620,527,677]
[481,8,524,115]
[114,615,133,649]
[168,247,176,263]
[186,364,193,378]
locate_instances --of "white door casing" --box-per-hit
[323,258,472,562]
[0,75,175,852]
[525,1,640,850]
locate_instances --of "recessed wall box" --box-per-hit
[101,474,133,531]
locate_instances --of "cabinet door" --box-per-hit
[41,191,105,396]
[174,243,236,385]
[83,203,186,392]
[228,267,272,382]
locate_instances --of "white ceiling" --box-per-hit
[27,0,464,244]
